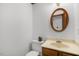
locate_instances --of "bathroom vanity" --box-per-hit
[42,47,77,56]
[41,39,79,56]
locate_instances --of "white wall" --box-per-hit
[32,3,75,40]
[73,4,79,43]
[0,3,32,56]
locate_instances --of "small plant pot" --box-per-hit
[38,36,42,42]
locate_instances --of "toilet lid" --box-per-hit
[26,51,39,56]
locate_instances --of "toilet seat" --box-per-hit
[25,51,39,56]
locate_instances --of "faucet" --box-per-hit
[56,40,62,43]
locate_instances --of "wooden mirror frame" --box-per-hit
[50,8,69,32]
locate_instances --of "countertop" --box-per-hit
[41,39,79,55]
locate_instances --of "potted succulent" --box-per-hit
[38,36,42,42]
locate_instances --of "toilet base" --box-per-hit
[25,51,39,56]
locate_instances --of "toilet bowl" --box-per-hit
[25,40,44,56]
[25,51,39,56]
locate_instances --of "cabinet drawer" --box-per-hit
[42,47,58,56]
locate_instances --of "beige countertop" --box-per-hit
[41,39,79,55]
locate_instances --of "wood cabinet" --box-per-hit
[42,47,58,56]
[42,47,78,56]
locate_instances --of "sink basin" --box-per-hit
[51,41,68,48]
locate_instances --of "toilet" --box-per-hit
[25,40,44,56]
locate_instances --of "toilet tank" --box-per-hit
[32,40,43,52]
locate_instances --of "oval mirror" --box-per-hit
[50,8,69,32]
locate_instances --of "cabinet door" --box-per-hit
[42,47,58,56]
[59,52,74,56]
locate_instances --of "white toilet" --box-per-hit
[25,40,44,56]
